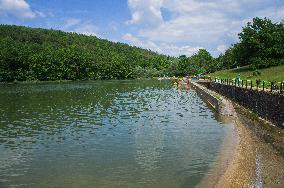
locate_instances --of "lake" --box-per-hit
[0,80,232,188]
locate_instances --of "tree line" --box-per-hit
[0,17,283,82]
[0,25,170,81]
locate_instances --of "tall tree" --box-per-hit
[237,17,284,68]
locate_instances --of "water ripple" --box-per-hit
[0,80,229,188]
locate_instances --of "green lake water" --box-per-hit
[0,80,232,188]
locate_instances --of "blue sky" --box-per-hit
[0,0,284,57]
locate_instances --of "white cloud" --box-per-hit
[160,43,203,56]
[62,18,81,30]
[34,11,46,18]
[75,23,97,36]
[123,33,161,52]
[139,14,229,44]
[0,0,38,18]
[126,0,284,56]
[61,18,98,36]
[217,44,228,54]
[122,33,202,56]
[256,6,284,21]
[127,0,164,25]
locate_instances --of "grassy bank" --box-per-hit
[209,65,284,82]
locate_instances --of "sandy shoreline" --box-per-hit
[195,83,284,187]
[198,105,254,187]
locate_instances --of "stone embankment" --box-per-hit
[198,81,284,128]
[193,81,284,187]
[191,82,235,116]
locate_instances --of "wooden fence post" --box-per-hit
[262,81,265,91]
[256,80,260,91]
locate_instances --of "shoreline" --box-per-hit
[198,111,256,187]
[0,78,160,85]
[197,117,238,187]
[194,82,284,187]
[197,100,254,187]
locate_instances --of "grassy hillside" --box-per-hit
[0,25,171,82]
[209,65,284,82]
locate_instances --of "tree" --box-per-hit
[237,17,284,68]
[191,49,214,73]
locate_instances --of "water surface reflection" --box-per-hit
[0,80,230,188]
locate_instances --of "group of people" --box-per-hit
[174,77,191,88]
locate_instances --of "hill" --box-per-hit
[0,25,171,82]
[209,65,284,82]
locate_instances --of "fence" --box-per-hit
[198,81,284,128]
[214,78,284,94]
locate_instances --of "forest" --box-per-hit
[0,17,283,82]
[0,25,171,81]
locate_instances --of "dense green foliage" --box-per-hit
[0,17,283,82]
[166,49,217,76]
[0,25,171,81]
[217,17,284,70]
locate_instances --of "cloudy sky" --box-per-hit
[0,0,283,56]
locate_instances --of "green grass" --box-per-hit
[210,65,284,82]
